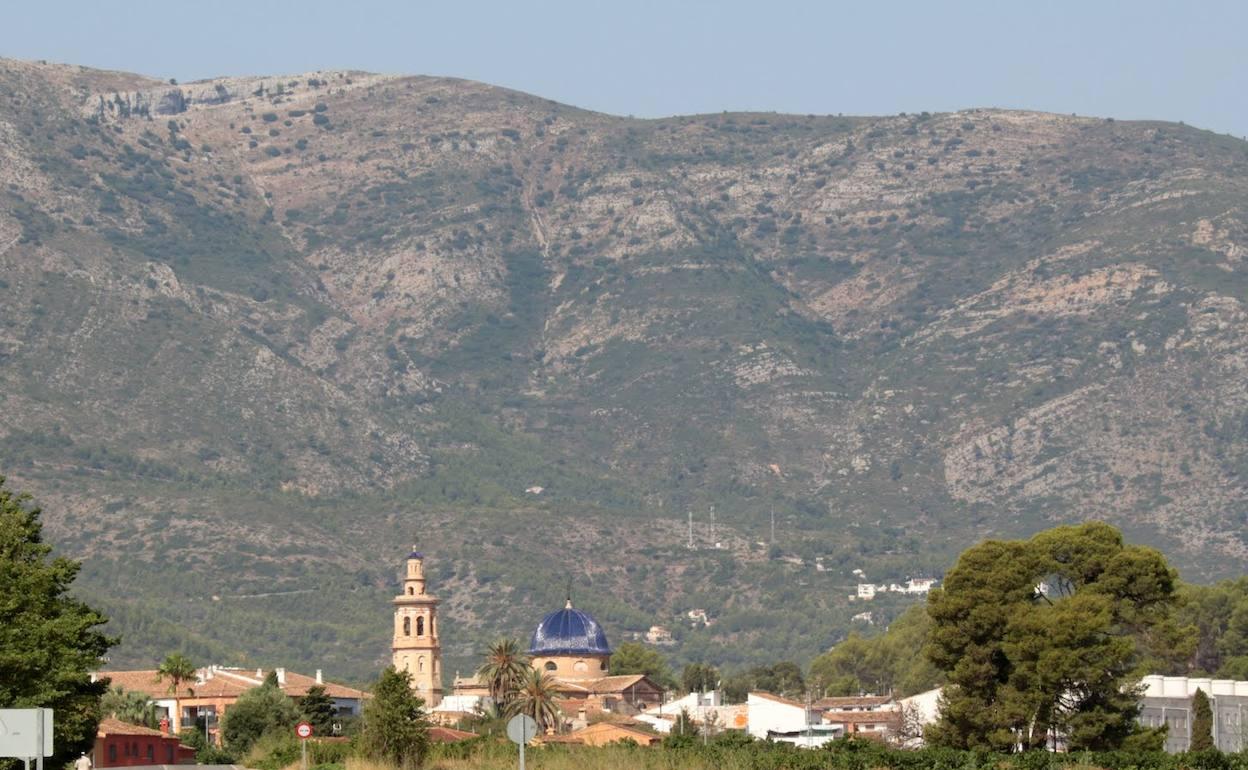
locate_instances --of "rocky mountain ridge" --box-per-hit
[2,57,1247,681]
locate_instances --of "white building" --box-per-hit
[645,625,675,645]
[856,584,877,600]
[746,691,842,747]
[638,690,747,734]
[1138,675,1248,753]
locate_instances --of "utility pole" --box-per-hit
[687,511,694,549]
[709,505,716,547]
[770,505,776,544]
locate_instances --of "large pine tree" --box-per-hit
[0,477,114,768]
[926,522,1185,752]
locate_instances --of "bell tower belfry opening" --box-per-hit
[391,546,442,706]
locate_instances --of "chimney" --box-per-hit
[315,669,323,684]
[256,668,263,678]
[276,667,286,686]
[89,673,98,683]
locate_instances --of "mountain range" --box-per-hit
[1,57,1246,683]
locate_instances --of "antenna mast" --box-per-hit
[770,505,776,544]
[709,505,716,547]
[687,510,694,550]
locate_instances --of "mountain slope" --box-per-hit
[2,57,1247,682]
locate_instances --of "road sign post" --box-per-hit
[505,714,538,770]
[295,722,312,770]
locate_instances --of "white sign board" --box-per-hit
[0,709,54,759]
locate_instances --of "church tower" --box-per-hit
[392,547,442,706]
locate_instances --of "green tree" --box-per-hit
[0,477,114,768]
[475,638,530,713]
[156,653,197,696]
[357,667,429,769]
[926,522,1186,752]
[299,685,336,736]
[178,728,235,765]
[809,604,941,697]
[220,679,299,754]
[100,686,158,728]
[609,642,677,690]
[504,668,562,734]
[1175,578,1248,677]
[721,662,805,702]
[1191,687,1214,752]
[671,707,698,737]
[681,663,719,694]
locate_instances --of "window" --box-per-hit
[147,743,155,761]
[573,660,588,673]
[403,617,410,636]
[545,661,557,671]
[416,616,425,636]
[418,656,425,673]
[167,745,175,763]
[108,745,117,763]
[600,660,608,670]
[407,587,413,595]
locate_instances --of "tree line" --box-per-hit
[8,471,1248,764]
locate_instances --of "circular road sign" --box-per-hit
[506,714,538,745]
[295,722,313,739]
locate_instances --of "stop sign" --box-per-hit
[296,722,313,739]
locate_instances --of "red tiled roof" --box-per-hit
[100,670,249,699]
[823,710,901,725]
[97,718,167,738]
[552,674,661,695]
[428,726,476,743]
[749,690,806,709]
[99,668,367,701]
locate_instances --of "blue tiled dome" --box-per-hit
[529,601,611,655]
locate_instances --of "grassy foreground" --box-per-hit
[336,739,1248,770]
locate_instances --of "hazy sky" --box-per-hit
[3,0,1245,137]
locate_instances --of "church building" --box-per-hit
[393,549,663,724]
[528,598,665,718]
[392,548,443,707]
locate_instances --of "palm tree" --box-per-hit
[101,686,159,728]
[504,669,563,734]
[156,653,197,696]
[476,638,530,714]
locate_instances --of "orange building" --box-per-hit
[93,718,195,767]
[99,667,367,743]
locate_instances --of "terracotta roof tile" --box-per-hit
[428,726,477,743]
[96,718,167,738]
[99,668,367,701]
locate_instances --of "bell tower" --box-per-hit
[391,547,442,706]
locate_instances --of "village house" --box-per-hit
[93,718,196,768]
[636,689,748,733]
[818,696,900,738]
[745,692,843,747]
[97,666,367,742]
[644,625,675,645]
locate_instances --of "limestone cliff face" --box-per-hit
[2,57,1247,678]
